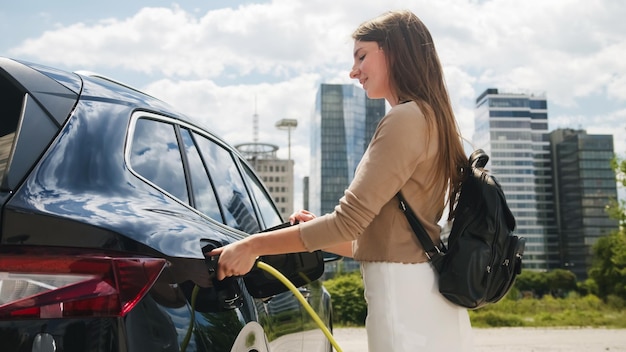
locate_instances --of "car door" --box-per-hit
[190,130,308,351]
[239,163,332,352]
[130,116,264,351]
[237,163,308,351]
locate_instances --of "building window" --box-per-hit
[530,100,547,109]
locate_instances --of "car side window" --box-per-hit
[192,132,260,234]
[179,128,222,222]
[129,118,189,203]
[241,163,283,229]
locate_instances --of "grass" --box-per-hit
[469,294,626,328]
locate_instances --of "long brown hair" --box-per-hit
[352,10,467,219]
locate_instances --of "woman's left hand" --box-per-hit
[207,238,258,281]
[289,209,316,224]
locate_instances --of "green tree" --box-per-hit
[588,153,626,300]
[514,270,549,297]
[577,278,599,296]
[588,231,626,300]
[546,269,577,297]
[323,271,366,326]
[607,154,626,228]
[514,269,578,298]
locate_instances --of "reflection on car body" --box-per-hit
[0,57,333,352]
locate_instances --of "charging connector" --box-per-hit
[192,238,343,352]
[201,239,243,311]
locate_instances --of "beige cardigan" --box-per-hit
[299,101,447,264]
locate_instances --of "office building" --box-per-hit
[236,142,294,221]
[474,88,559,271]
[550,129,618,279]
[309,83,385,216]
[309,83,385,272]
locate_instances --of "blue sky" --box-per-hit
[2,0,625,206]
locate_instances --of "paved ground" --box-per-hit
[333,327,626,352]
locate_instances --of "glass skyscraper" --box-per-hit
[309,84,385,216]
[549,129,618,279]
[474,88,558,271]
[309,83,385,273]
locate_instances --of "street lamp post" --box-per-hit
[275,118,298,160]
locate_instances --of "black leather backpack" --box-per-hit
[398,149,526,309]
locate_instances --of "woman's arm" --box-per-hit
[322,242,353,258]
[208,225,307,280]
[208,209,352,280]
[292,209,353,257]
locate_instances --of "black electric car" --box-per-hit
[0,57,333,352]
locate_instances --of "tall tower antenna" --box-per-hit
[253,95,259,146]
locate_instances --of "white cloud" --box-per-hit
[11,0,626,106]
[142,73,320,145]
[6,0,626,207]
[10,3,355,80]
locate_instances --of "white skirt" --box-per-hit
[361,262,474,352]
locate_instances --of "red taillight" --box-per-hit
[0,251,166,319]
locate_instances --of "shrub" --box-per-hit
[577,278,599,296]
[606,294,626,310]
[469,311,524,327]
[322,267,626,328]
[323,272,366,326]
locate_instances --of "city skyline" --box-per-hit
[474,88,557,272]
[475,89,618,275]
[2,1,624,210]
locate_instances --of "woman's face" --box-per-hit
[350,40,393,103]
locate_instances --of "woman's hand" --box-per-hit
[289,210,352,257]
[289,209,316,224]
[207,237,258,281]
[208,210,315,281]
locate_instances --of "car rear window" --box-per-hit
[129,118,189,203]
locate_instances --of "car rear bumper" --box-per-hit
[0,317,123,352]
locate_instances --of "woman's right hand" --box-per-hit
[289,209,316,224]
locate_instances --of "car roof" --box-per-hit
[0,57,240,194]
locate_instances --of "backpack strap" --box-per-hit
[397,192,445,261]
[469,149,489,168]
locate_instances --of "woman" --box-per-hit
[209,10,473,351]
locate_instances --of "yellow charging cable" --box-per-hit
[256,261,343,352]
[181,284,199,352]
[181,261,343,352]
